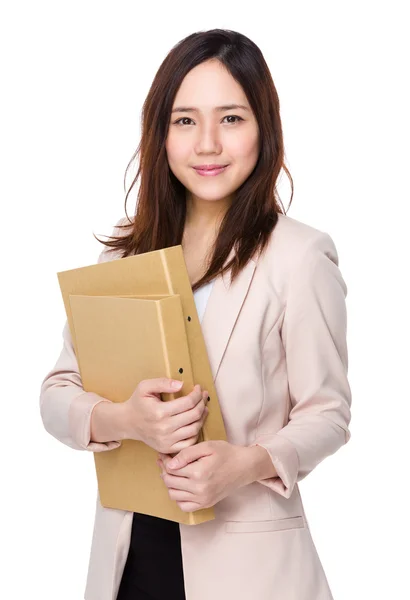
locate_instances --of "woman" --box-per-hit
[39,29,352,600]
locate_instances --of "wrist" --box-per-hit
[115,401,131,441]
[90,399,130,443]
[243,444,278,485]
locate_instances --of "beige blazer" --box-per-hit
[39,212,352,600]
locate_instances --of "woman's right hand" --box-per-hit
[121,378,209,454]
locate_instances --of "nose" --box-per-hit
[194,122,222,154]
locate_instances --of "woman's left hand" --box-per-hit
[157,440,253,512]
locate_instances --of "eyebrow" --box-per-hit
[171,103,250,114]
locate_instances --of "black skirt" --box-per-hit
[116,512,186,600]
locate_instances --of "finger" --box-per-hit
[158,454,172,465]
[167,488,197,502]
[166,442,212,470]
[161,472,197,492]
[159,455,196,478]
[165,462,197,477]
[139,377,184,398]
[177,501,203,513]
[160,453,202,477]
[165,385,204,417]
[163,385,204,417]
[156,459,166,476]
[165,436,197,454]
[158,457,186,477]
[170,396,208,430]
[169,409,208,444]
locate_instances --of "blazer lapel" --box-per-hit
[201,247,259,382]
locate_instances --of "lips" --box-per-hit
[193,165,229,177]
[193,165,228,170]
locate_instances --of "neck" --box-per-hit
[185,191,233,232]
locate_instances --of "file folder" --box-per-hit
[57,244,228,524]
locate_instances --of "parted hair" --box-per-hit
[95,28,293,292]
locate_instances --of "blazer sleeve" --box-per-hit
[251,231,352,498]
[39,218,127,452]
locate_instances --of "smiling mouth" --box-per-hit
[192,165,230,176]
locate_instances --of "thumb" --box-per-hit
[167,444,207,469]
[138,377,183,399]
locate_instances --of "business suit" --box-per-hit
[39,212,352,600]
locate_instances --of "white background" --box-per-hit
[1,1,409,598]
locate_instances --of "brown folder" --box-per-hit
[57,245,227,525]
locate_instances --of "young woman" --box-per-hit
[40,29,352,600]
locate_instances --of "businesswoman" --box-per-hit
[39,29,352,600]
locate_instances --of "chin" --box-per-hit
[191,189,233,202]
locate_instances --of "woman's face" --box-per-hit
[165,59,260,208]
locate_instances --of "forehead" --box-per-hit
[173,60,249,110]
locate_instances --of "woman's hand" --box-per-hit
[157,440,253,512]
[121,378,209,454]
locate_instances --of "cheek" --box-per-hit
[242,135,260,160]
[227,131,259,163]
[233,147,259,178]
[166,133,189,167]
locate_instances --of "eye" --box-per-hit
[223,115,243,124]
[173,117,194,126]
[173,115,244,126]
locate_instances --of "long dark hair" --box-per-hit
[95,28,293,292]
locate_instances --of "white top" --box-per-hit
[193,279,216,323]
